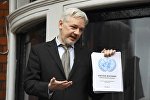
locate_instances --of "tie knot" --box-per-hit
[63,45,68,50]
[60,44,71,51]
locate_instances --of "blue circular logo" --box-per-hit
[98,58,116,72]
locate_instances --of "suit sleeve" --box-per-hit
[23,46,49,99]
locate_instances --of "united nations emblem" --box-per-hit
[98,58,116,72]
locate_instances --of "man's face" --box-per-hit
[59,16,85,45]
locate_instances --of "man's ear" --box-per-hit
[59,20,63,29]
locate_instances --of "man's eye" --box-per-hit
[71,26,77,29]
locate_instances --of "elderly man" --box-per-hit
[24,8,115,100]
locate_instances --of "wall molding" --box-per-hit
[7,0,68,33]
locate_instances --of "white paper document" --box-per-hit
[91,52,123,93]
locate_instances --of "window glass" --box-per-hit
[83,17,150,100]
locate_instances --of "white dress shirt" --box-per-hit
[48,37,75,99]
[55,37,75,69]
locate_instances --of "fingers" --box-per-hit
[109,49,116,55]
[59,81,72,89]
[101,48,106,53]
[48,77,73,91]
[51,77,56,83]
[101,49,116,57]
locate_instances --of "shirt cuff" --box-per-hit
[48,89,54,99]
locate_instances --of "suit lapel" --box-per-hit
[68,45,81,79]
[45,39,84,80]
[46,39,66,78]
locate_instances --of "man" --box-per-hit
[24,8,115,100]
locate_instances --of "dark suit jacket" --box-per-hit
[24,39,93,100]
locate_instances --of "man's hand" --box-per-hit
[101,48,116,57]
[48,77,72,91]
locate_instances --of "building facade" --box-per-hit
[5,0,150,100]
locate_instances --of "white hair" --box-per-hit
[61,8,88,25]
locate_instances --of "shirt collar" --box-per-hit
[55,36,61,46]
[55,36,74,48]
